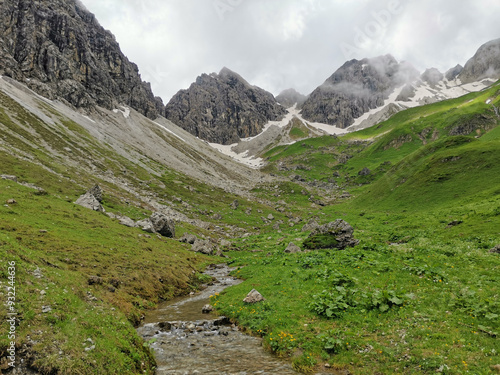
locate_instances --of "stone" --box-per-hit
[88,184,103,203]
[284,242,302,254]
[489,245,500,254]
[75,192,104,212]
[230,200,239,210]
[118,216,136,228]
[136,219,155,233]
[88,276,103,285]
[302,219,319,232]
[267,214,275,221]
[245,208,252,215]
[304,219,359,250]
[490,364,500,373]
[150,212,175,238]
[358,167,371,176]
[201,304,214,314]
[180,233,198,245]
[243,289,265,304]
[192,239,216,255]
[42,305,52,313]
[6,199,17,204]
[1,175,17,182]
[220,239,232,248]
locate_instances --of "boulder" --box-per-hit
[192,239,216,255]
[136,219,155,233]
[88,184,103,203]
[1,175,17,182]
[150,212,175,238]
[180,233,198,244]
[202,304,214,314]
[230,200,239,210]
[489,245,500,254]
[243,289,265,304]
[6,199,17,205]
[302,219,319,232]
[75,192,104,212]
[284,242,302,254]
[118,216,136,228]
[303,219,359,250]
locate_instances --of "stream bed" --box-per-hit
[137,264,298,374]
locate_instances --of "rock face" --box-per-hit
[0,0,163,119]
[300,55,419,128]
[459,38,500,84]
[421,68,444,87]
[284,242,302,254]
[445,64,464,81]
[164,67,287,145]
[303,219,359,250]
[276,88,307,108]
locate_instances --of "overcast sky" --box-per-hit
[80,0,500,103]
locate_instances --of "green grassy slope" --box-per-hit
[214,84,500,374]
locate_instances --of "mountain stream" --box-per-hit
[137,264,298,374]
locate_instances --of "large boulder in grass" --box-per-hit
[303,219,359,250]
[75,192,104,212]
[150,212,175,238]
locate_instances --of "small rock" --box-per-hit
[489,245,500,254]
[136,219,155,233]
[1,175,17,182]
[158,322,172,330]
[202,304,214,314]
[490,364,500,373]
[39,229,48,233]
[267,214,275,221]
[179,233,198,244]
[40,290,46,295]
[42,305,52,313]
[230,200,239,210]
[284,242,302,254]
[6,199,17,204]
[118,216,136,228]
[88,276,103,285]
[243,289,265,304]
[84,345,95,352]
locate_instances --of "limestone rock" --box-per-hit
[0,0,164,119]
[118,216,136,228]
[489,245,500,254]
[243,289,265,304]
[304,219,359,250]
[301,55,419,128]
[180,233,198,245]
[201,304,214,314]
[445,64,464,81]
[459,38,500,83]
[192,239,216,255]
[88,184,103,203]
[1,175,17,182]
[420,68,444,87]
[165,67,286,145]
[284,242,302,254]
[136,219,155,233]
[302,219,319,232]
[150,212,175,238]
[75,192,103,212]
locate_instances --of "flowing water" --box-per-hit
[137,264,298,374]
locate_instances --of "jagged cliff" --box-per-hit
[300,55,419,128]
[276,88,307,108]
[164,67,286,145]
[0,0,164,119]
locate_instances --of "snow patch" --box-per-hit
[209,142,264,169]
[486,99,492,104]
[113,106,130,119]
[152,121,186,143]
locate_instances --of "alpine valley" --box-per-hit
[0,1,499,374]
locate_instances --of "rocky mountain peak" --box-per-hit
[165,68,286,145]
[445,64,464,81]
[276,88,307,108]
[421,68,444,86]
[459,38,500,84]
[0,0,164,119]
[300,55,419,128]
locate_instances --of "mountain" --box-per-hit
[164,67,287,145]
[459,38,500,83]
[0,0,164,119]
[276,88,307,108]
[300,55,419,128]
